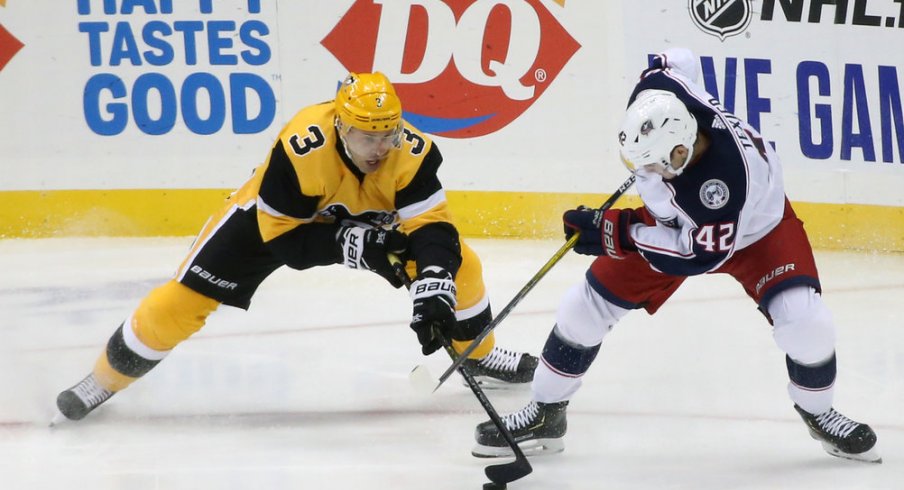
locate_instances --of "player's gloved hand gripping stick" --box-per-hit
[432,173,637,392]
[389,255,533,487]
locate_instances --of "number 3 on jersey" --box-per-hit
[289,125,326,156]
[403,128,425,155]
[694,223,735,252]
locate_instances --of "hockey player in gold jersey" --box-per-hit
[54,72,538,422]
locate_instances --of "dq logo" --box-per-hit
[0,8,25,74]
[322,0,580,138]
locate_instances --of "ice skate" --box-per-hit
[53,373,114,424]
[473,400,567,458]
[794,404,881,463]
[461,346,538,389]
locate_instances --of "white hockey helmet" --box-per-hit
[618,89,698,176]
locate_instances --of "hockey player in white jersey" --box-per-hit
[473,48,880,464]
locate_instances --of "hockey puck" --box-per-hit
[483,483,507,490]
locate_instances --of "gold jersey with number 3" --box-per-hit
[231,101,450,242]
[215,101,493,357]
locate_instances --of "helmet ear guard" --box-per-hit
[617,89,698,176]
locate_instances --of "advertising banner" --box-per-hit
[0,1,901,247]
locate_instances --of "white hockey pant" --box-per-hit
[532,280,629,403]
[768,285,837,414]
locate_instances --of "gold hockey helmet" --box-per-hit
[335,72,403,132]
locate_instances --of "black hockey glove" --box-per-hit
[563,206,639,257]
[409,266,457,355]
[337,226,409,288]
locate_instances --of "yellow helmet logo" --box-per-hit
[335,72,403,132]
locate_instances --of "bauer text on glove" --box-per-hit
[563,207,639,258]
[337,226,409,288]
[409,266,457,355]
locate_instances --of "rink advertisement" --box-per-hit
[77,0,276,137]
[321,0,580,138]
[692,54,904,165]
[676,0,904,170]
[0,0,902,251]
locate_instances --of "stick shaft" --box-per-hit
[442,340,532,483]
[390,256,532,483]
[433,173,637,389]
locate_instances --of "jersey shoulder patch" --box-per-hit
[698,178,730,210]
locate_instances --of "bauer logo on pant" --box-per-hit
[189,265,238,290]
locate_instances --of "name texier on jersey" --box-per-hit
[625,56,787,276]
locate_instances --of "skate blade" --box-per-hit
[820,441,882,464]
[461,376,532,391]
[472,438,564,459]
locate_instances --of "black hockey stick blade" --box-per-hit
[452,342,532,485]
[485,456,533,485]
[432,173,638,391]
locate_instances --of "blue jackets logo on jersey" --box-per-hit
[689,0,752,41]
[700,179,730,210]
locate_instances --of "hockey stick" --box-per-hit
[389,256,533,486]
[432,173,638,391]
[441,338,533,485]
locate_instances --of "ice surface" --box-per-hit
[1,237,901,489]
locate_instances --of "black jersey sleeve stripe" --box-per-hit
[258,140,321,219]
[409,221,462,277]
[265,221,343,270]
[395,142,443,211]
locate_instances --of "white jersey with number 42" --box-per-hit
[625,48,787,277]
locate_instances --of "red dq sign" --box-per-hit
[0,23,24,73]
[322,0,580,138]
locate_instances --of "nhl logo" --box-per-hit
[689,0,752,41]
